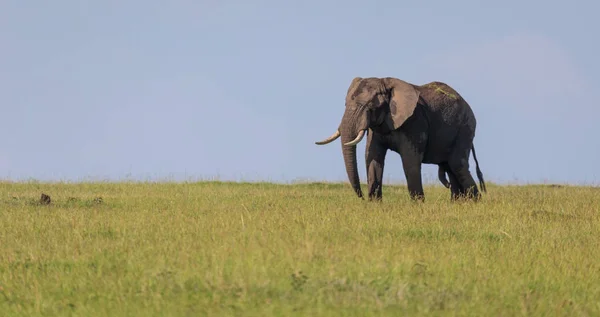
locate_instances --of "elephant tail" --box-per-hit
[471,144,487,193]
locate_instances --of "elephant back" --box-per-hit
[418,82,464,110]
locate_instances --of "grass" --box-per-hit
[1,181,599,316]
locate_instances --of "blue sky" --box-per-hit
[1,0,598,185]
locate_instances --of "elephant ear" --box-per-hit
[382,77,420,130]
[345,77,363,104]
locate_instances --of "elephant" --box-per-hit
[315,76,486,201]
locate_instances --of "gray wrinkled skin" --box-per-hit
[316,77,486,202]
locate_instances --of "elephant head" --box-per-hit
[315,77,421,198]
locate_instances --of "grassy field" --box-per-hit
[1,181,599,316]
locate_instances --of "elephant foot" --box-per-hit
[410,194,425,203]
[368,195,383,202]
[368,184,383,202]
[464,186,481,201]
[450,187,481,202]
[353,187,364,199]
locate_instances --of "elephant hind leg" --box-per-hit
[447,131,480,201]
[448,158,479,200]
[440,162,463,201]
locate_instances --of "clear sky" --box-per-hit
[1,0,599,185]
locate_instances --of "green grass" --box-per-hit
[1,181,599,316]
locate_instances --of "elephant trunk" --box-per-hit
[339,108,368,198]
[341,132,363,198]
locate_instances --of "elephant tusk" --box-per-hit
[344,129,366,146]
[315,130,341,145]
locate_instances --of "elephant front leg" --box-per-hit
[401,153,425,201]
[365,132,387,201]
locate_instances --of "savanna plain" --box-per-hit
[1,181,599,316]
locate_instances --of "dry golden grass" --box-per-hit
[1,181,599,316]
